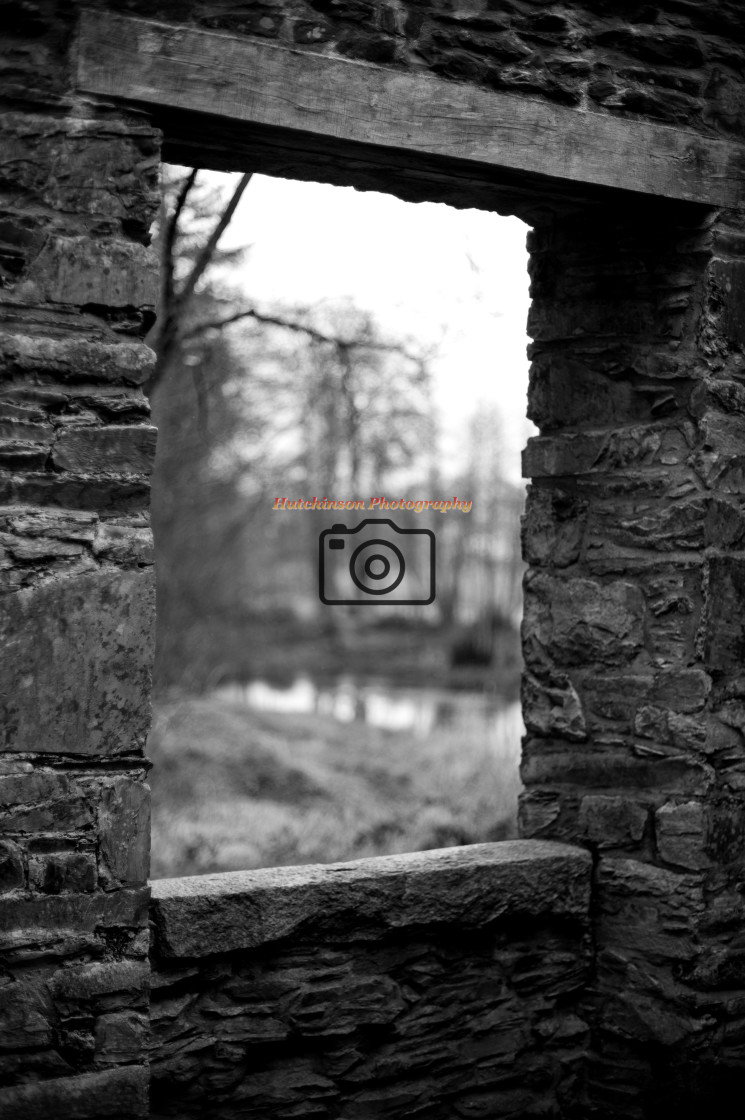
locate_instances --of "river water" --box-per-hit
[214,674,524,758]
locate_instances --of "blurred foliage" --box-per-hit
[149,168,442,690]
[149,694,521,878]
[149,166,525,694]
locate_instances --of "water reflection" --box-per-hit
[214,675,523,742]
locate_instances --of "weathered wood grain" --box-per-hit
[156,104,614,222]
[76,11,745,209]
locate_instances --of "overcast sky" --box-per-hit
[208,172,536,484]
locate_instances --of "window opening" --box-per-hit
[147,168,534,878]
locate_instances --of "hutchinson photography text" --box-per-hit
[273,496,473,513]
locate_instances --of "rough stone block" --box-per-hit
[583,672,656,725]
[704,497,745,549]
[710,258,745,347]
[517,790,563,838]
[0,114,159,229]
[637,564,702,664]
[294,974,406,1038]
[0,437,50,470]
[0,472,151,515]
[0,418,54,444]
[94,1011,146,1065]
[589,498,707,554]
[151,841,591,959]
[92,523,154,565]
[523,423,692,479]
[705,796,745,863]
[0,887,150,940]
[0,535,86,561]
[1,570,154,755]
[523,430,607,478]
[703,557,745,673]
[683,946,745,992]
[595,987,700,1049]
[584,670,711,730]
[528,298,657,342]
[634,707,707,752]
[0,334,155,386]
[523,572,645,668]
[53,426,157,476]
[521,740,713,796]
[691,377,745,421]
[579,795,649,849]
[0,980,54,1050]
[522,669,587,741]
[694,412,745,489]
[0,840,24,891]
[0,1065,148,1120]
[656,801,708,870]
[29,851,97,894]
[17,235,157,309]
[0,398,49,424]
[594,27,704,69]
[521,485,587,568]
[98,778,150,887]
[705,712,743,758]
[652,669,711,713]
[3,507,98,541]
[52,960,149,1007]
[596,857,704,964]
[528,354,651,431]
[0,771,94,834]
[61,386,150,422]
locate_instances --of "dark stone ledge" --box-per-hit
[0,1065,148,1120]
[151,840,591,959]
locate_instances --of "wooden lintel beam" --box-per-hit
[76,10,744,209]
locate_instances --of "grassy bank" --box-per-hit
[148,692,523,879]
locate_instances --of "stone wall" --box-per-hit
[149,843,592,1119]
[0,6,161,1116]
[3,2,745,1117]
[99,0,745,141]
[520,196,745,1113]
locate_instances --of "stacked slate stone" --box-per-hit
[520,198,745,1112]
[0,7,159,1117]
[148,844,592,1120]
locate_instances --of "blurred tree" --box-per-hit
[220,300,436,496]
[439,402,525,633]
[148,166,437,688]
[147,167,253,395]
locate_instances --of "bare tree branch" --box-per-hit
[148,166,433,406]
[150,171,254,397]
[166,169,199,285]
[153,169,199,366]
[182,305,429,368]
[182,306,334,346]
[174,172,253,314]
